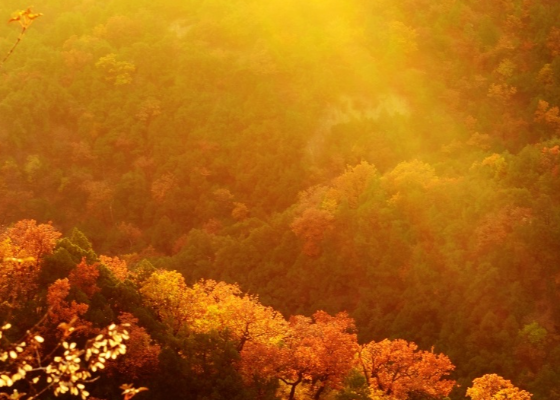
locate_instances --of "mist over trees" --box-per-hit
[1,0,560,399]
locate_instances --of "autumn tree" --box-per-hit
[1,220,61,263]
[0,220,61,311]
[140,273,287,350]
[466,374,532,400]
[240,311,358,400]
[0,242,39,313]
[138,270,190,336]
[187,280,287,350]
[232,202,249,221]
[357,339,455,399]
[46,278,89,331]
[0,223,149,399]
[68,258,101,299]
[99,255,129,282]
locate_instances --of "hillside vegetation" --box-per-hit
[1,0,560,399]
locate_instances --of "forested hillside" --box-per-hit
[1,0,560,399]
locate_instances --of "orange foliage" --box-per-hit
[68,258,101,298]
[0,241,38,308]
[534,100,560,132]
[117,221,143,248]
[546,27,560,57]
[3,219,61,261]
[357,339,455,399]
[289,162,377,257]
[467,374,532,400]
[488,83,517,103]
[0,220,61,308]
[475,206,532,254]
[238,341,286,384]
[240,311,358,400]
[151,173,176,203]
[46,278,89,328]
[290,208,334,257]
[231,202,249,221]
[487,83,517,102]
[213,188,234,203]
[100,255,129,282]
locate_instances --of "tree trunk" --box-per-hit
[287,376,303,400]
[313,385,325,400]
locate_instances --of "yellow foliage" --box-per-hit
[139,273,287,349]
[383,159,439,193]
[496,59,515,78]
[95,53,136,85]
[0,321,131,400]
[387,21,418,55]
[467,374,532,400]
